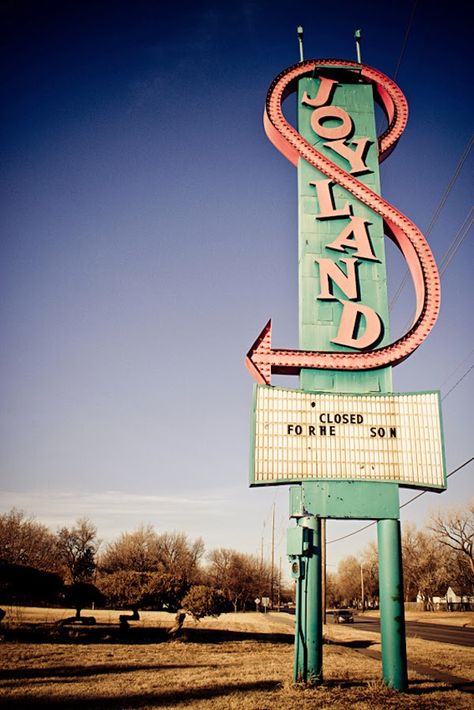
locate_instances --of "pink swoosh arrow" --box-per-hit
[246,60,440,383]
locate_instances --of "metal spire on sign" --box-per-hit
[354,29,362,64]
[297,25,304,62]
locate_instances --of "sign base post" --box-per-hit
[377,518,408,691]
[297,513,323,684]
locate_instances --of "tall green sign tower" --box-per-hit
[246,45,445,692]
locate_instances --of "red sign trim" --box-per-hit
[246,60,440,384]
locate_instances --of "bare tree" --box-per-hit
[206,548,271,612]
[56,518,99,584]
[155,531,204,583]
[100,527,204,580]
[402,523,450,609]
[0,508,58,573]
[335,555,361,607]
[430,503,474,591]
[360,541,379,608]
[100,526,158,573]
[325,571,339,609]
[98,526,205,617]
[98,570,150,619]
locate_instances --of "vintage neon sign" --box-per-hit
[246,59,440,384]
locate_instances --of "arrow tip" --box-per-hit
[245,319,273,385]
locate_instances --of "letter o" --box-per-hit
[295,425,303,435]
[310,106,353,140]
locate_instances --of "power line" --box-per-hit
[389,134,474,310]
[391,0,418,82]
[438,208,473,276]
[401,455,474,504]
[399,205,473,334]
[424,135,473,240]
[327,520,375,545]
[442,362,474,401]
[376,0,418,134]
[440,346,474,388]
[326,456,474,545]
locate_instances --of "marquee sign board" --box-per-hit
[250,385,446,490]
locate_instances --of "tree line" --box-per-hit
[0,509,288,621]
[327,502,474,610]
[0,501,472,619]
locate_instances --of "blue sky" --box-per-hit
[1,0,472,574]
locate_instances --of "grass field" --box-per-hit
[0,607,472,709]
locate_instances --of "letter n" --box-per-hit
[315,258,360,300]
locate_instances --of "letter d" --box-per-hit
[332,300,383,349]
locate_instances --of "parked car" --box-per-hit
[334,609,354,624]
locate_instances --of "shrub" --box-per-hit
[181,585,228,621]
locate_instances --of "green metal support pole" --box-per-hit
[297,515,322,683]
[305,516,322,684]
[293,566,302,682]
[377,519,408,691]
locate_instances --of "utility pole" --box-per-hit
[259,520,266,598]
[321,519,326,625]
[278,556,282,611]
[360,564,365,612]
[271,502,275,608]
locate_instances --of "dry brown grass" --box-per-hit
[326,619,474,682]
[0,607,472,709]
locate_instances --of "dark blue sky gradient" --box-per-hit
[1,0,472,563]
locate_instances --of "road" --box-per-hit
[275,612,473,647]
[349,615,474,648]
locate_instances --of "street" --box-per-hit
[275,611,473,648]
[350,615,474,648]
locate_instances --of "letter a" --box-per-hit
[326,216,378,261]
[332,300,383,349]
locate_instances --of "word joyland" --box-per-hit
[303,76,383,349]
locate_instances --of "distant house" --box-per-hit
[429,586,474,611]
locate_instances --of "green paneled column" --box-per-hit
[295,516,322,683]
[377,519,408,690]
[294,71,406,689]
[297,75,392,396]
